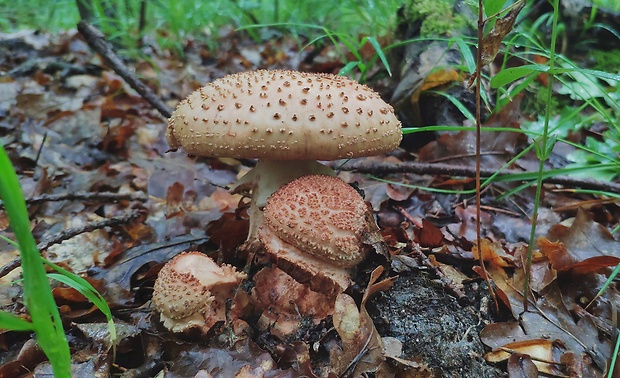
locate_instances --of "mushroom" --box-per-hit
[166,69,401,247]
[252,266,335,339]
[259,174,381,296]
[152,251,248,334]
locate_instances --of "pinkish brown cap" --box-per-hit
[263,174,371,268]
[152,251,247,334]
[259,175,378,296]
[166,69,402,160]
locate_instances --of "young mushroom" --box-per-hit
[258,174,381,296]
[166,69,401,248]
[152,251,248,334]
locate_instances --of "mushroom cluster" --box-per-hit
[166,69,402,247]
[152,251,248,334]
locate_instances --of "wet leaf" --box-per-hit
[545,208,620,268]
[480,2,526,67]
[332,293,384,375]
[413,219,444,248]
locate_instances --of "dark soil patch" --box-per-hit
[369,269,505,377]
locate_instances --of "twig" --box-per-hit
[0,209,143,279]
[342,160,620,194]
[76,21,173,119]
[475,0,496,313]
[0,191,147,209]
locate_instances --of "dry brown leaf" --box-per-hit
[506,353,539,377]
[479,263,610,375]
[472,239,513,268]
[362,265,396,304]
[413,219,444,248]
[411,68,463,104]
[485,339,562,375]
[331,293,385,376]
[428,254,469,285]
[480,2,526,67]
[545,209,620,272]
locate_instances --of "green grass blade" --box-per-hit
[490,64,549,88]
[0,145,71,377]
[365,36,392,76]
[455,36,476,74]
[0,311,34,331]
[45,264,116,348]
[428,91,476,123]
[339,61,362,76]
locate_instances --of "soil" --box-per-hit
[369,268,505,377]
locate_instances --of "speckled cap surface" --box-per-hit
[166,69,402,160]
[263,174,370,268]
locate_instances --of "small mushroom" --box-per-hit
[259,174,379,296]
[152,251,247,334]
[166,70,402,248]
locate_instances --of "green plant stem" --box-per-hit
[523,0,560,312]
[0,145,71,377]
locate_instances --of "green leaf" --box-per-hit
[483,0,508,18]
[45,262,117,350]
[365,36,392,76]
[339,61,361,76]
[491,64,550,88]
[0,145,71,377]
[0,311,34,331]
[455,37,476,74]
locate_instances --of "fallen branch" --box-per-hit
[0,191,147,209]
[77,21,173,119]
[342,160,620,194]
[0,209,143,279]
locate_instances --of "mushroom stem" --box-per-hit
[231,159,335,247]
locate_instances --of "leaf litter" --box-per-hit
[0,22,618,378]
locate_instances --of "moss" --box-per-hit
[521,83,562,117]
[405,0,468,36]
[591,49,620,73]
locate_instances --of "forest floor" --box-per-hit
[0,23,619,378]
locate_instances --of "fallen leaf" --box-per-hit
[545,209,620,272]
[331,293,385,376]
[480,2,526,67]
[506,353,539,377]
[413,219,444,248]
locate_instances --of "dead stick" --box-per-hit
[76,21,173,119]
[342,160,620,194]
[0,191,147,209]
[0,209,142,279]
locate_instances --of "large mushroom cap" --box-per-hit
[167,69,402,160]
